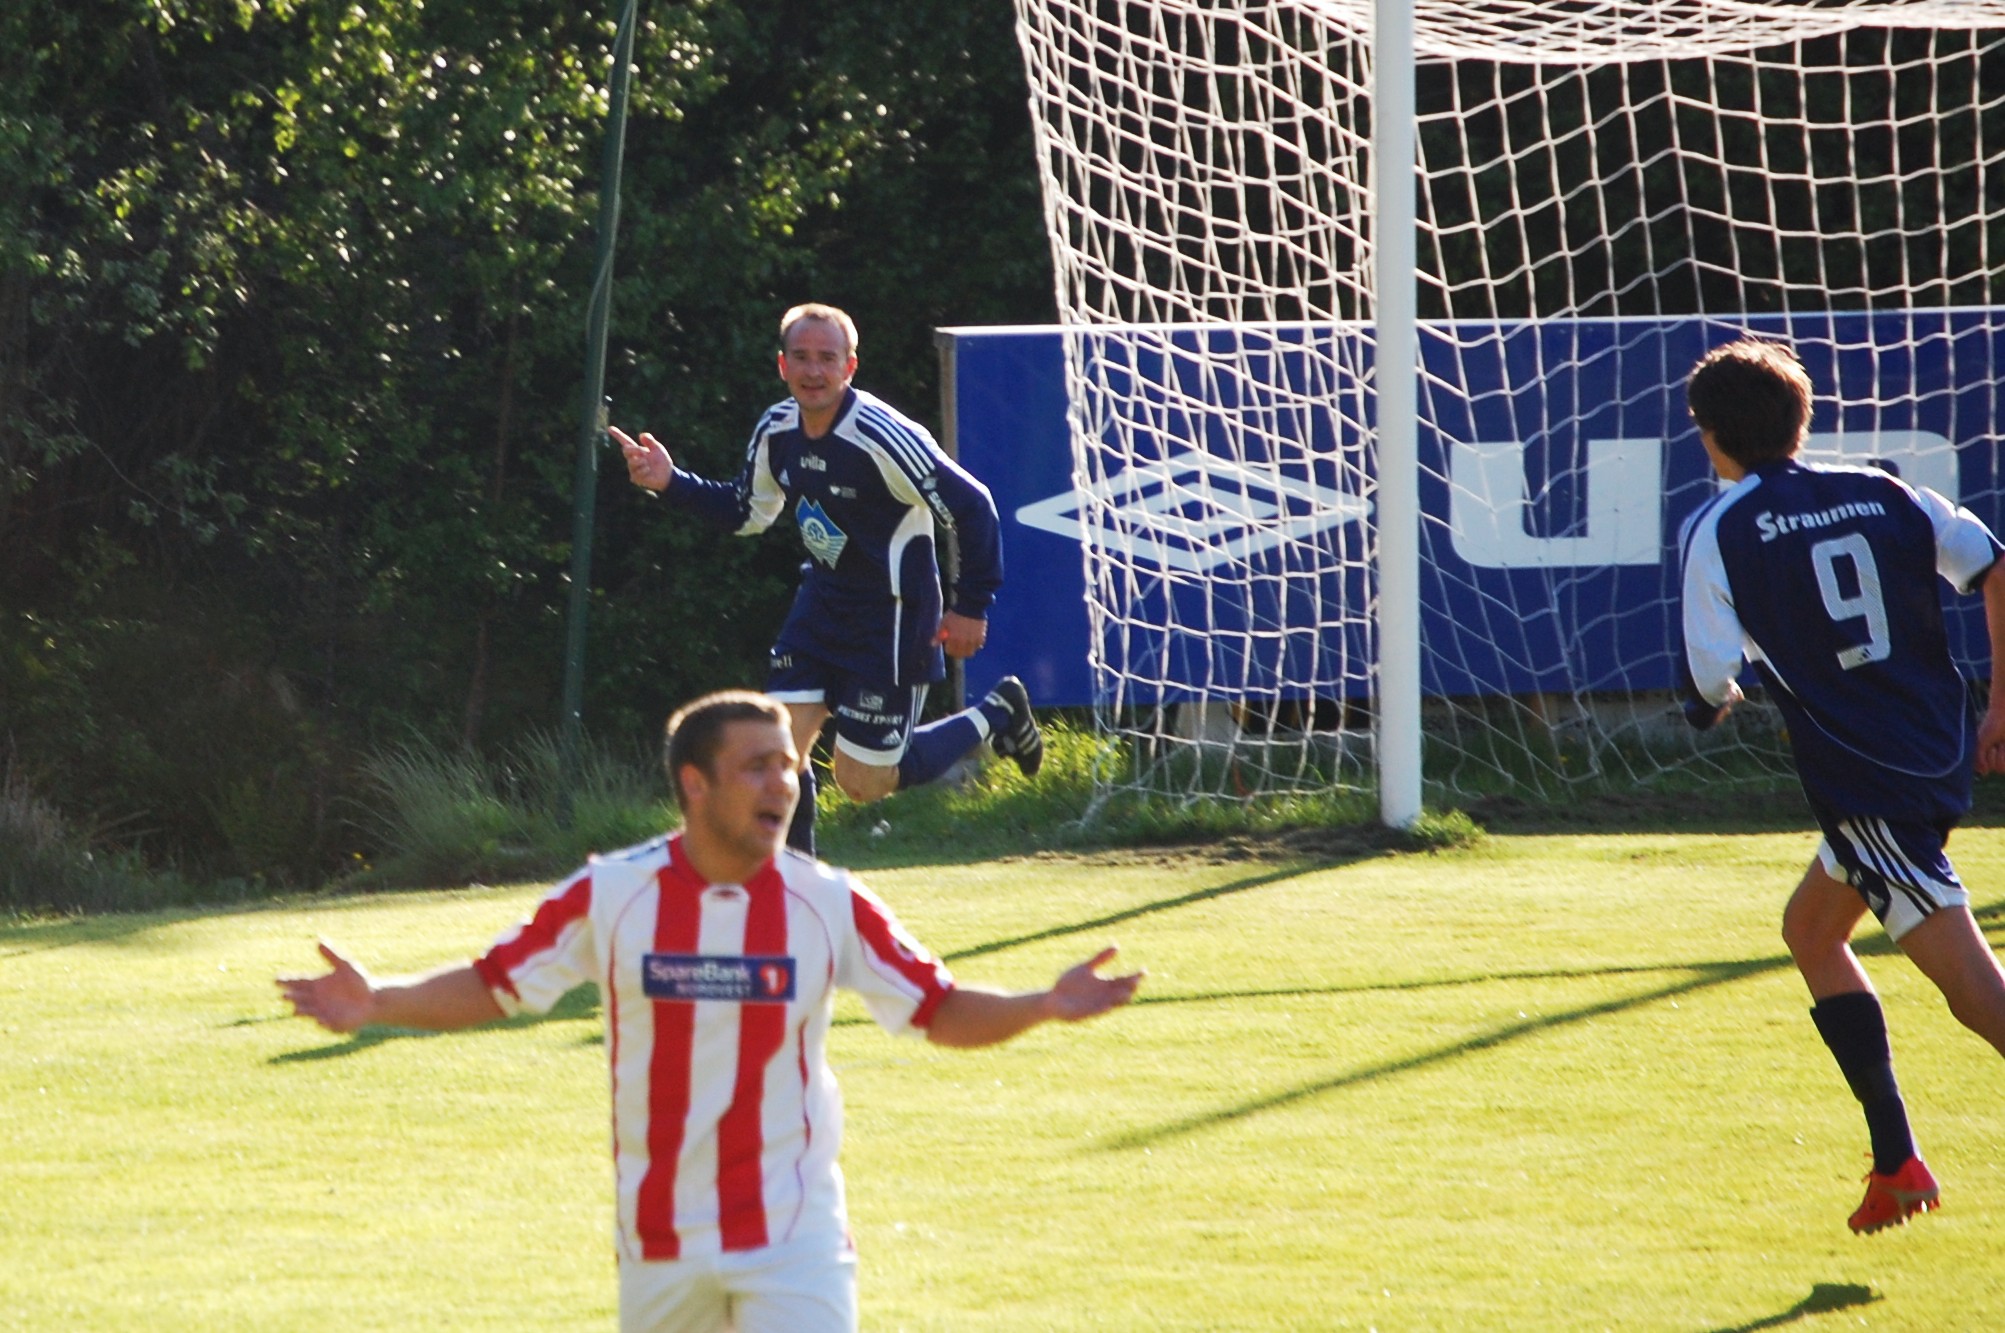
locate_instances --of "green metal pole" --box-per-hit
[559,0,640,809]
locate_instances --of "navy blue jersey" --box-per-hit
[1680,460,2001,820]
[663,387,1003,687]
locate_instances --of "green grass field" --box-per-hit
[6,825,2005,1330]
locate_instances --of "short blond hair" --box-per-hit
[778,303,858,357]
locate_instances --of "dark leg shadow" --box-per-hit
[1103,955,1787,1150]
[944,862,1328,962]
[1708,1282,1879,1332]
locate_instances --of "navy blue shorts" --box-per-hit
[765,650,927,768]
[1806,797,1968,942]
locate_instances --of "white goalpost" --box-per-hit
[1373,0,1420,826]
[1010,0,2005,821]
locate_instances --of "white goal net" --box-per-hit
[1011,0,2005,811]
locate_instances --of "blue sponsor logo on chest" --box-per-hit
[642,953,797,1003]
[796,497,849,567]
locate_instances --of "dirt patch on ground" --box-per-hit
[1005,822,1416,869]
[1461,788,1808,833]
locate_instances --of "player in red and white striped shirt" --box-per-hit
[278,691,1141,1332]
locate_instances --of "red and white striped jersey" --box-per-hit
[472,834,954,1262]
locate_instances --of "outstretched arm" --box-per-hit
[277,941,503,1035]
[924,946,1143,1049]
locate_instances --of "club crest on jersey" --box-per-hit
[796,497,849,567]
[642,953,797,1003]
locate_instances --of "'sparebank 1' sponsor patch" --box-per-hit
[643,953,797,1003]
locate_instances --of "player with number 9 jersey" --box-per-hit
[1681,459,2002,821]
[1676,337,2005,1239]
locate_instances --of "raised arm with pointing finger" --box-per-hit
[608,303,1042,859]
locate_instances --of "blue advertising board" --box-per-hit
[943,313,2005,707]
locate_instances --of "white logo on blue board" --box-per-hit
[1013,447,1369,575]
[1016,432,1956,572]
[796,497,848,568]
[1447,439,1663,569]
[1446,430,1954,569]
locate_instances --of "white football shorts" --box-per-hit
[1813,810,1969,943]
[618,1234,857,1333]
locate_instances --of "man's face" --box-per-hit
[681,718,800,872]
[777,317,856,418]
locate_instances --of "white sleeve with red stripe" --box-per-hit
[474,866,597,1017]
[838,875,954,1035]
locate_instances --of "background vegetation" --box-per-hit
[11,7,1985,908]
[0,0,1055,899]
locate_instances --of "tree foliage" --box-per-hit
[0,0,1052,884]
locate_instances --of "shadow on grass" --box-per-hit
[1097,895,2005,1150]
[0,881,536,961]
[1467,774,2005,836]
[1708,1282,1879,1332]
[1129,958,1782,1008]
[942,860,1333,962]
[1101,952,1795,1151]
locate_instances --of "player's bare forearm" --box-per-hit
[1979,560,2005,773]
[924,987,1049,1048]
[925,947,1143,1048]
[369,966,504,1031]
[277,943,502,1035]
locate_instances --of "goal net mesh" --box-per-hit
[1010,0,2005,808]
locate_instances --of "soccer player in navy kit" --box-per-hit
[1679,338,2005,1232]
[613,304,1042,856]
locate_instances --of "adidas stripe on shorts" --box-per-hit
[1809,799,1969,943]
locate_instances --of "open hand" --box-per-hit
[276,941,377,1034]
[1045,946,1145,1022]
